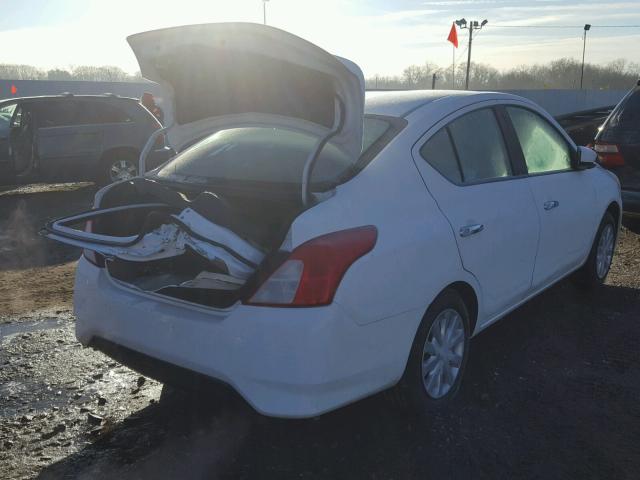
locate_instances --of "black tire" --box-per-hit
[396,289,471,417]
[97,151,138,185]
[573,212,617,289]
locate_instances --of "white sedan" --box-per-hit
[45,23,621,418]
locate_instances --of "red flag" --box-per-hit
[447,22,458,48]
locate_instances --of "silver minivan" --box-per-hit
[0,94,172,185]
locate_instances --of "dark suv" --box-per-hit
[0,94,173,185]
[594,81,640,216]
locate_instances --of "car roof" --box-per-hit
[0,94,138,104]
[364,90,527,118]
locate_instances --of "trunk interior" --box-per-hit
[91,178,304,308]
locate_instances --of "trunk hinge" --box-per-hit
[138,124,173,175]
[301,97,346,207]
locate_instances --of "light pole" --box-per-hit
[263,0,269,25]
[455,18,488,90]
[580,24,591,89]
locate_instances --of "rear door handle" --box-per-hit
[544,200,559,211]
[459,224,484,237]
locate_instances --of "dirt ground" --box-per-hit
[0,183,94,318]
[1,183,639,479]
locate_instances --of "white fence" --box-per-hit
[502,89,627,116]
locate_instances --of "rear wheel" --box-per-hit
[574,212,617,289]
[397,290,471,416]
[98,152,138,185]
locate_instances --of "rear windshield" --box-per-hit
[600,88,640,143]
[155,116,399,188]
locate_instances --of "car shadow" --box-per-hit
[622,216,640,234]
[0,182,96,271]
[37,280,640,480]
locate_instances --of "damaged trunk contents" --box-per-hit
[43,178,302,308]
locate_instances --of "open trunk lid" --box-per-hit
[127,22,365,157]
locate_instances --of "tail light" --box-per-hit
[82,220,105,268]
[245,226,377,307]
[594,142,625,167]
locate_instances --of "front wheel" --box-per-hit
[573,212,617,289]
[397,290,471,415]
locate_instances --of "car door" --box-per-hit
[0,101,23,183]
[0,102,17,165]
[504,105,597,289]
[8,102,36,176]
[412,106,539,325]
[35,100,104,180]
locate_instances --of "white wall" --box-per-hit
[500,89,627,117]
[0,80,629,118]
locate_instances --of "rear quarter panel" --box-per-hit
[289,123,480,327]
[287,123,481,386]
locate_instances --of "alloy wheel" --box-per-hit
[109,159,137,182]
[596,223,615,279]
[421,308,465,399]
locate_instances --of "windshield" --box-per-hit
[155,116,393,187]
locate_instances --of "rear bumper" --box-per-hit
[73,257,410,418]
[622,190,640,216]
[90,336,234,392]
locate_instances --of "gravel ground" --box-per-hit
[0,183,639,479]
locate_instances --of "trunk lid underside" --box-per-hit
[127,22,365,157]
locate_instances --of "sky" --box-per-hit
[0,0,638,78]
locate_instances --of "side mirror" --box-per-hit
[576,146,597,169]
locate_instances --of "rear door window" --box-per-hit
[448,108,512,182]
[36,101,78,128]
[35,100,133,127]
[420,108,512,184]
[419,129,461,183]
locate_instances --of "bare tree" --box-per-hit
[0,64,144,82]
[368,57,638,91]
[0,58,636,89]
[47,69,73,81]
[0,64,46,80]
